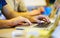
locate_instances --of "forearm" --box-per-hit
[0,20,12,28]
[2,4,38,22]
[2,4,30,19]
[2,4,20,19]
[2,4,40,19]
[18,13,36,22]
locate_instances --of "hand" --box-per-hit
[29,7,44,16]
[10,16,32,26]
[33,15,50,23]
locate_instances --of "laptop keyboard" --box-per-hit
[34,22,52,28]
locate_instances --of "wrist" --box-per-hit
[8,20,15,26]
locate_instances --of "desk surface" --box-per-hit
[0,21,60,38]
[0,28,15,38]
[0,25,31,38]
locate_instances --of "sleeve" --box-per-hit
[49,0,55,4]
[0,0,7,7]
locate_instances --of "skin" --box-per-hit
[0,3,49,28]
[0,4,33,28]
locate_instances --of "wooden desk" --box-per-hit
[0,26,30,38]
[0,28,15,38]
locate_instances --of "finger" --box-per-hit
[41,16,50,23]
[35,15,47,21]
[45,17,50,23]
[33,18,42,23]
[24,18,32,25]
[38,7,45,12]
[18,22,24,25]
[22,23,29,26]
[30,9,41,16]
[35,19,45,24]
[35,15,50,23]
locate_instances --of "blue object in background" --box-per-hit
[42,7,52,16]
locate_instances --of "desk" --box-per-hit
[0,26,30,38]
[0,21,60,38]
[0,28,15,38]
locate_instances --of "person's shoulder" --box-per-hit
[1,0,7,7]
[0,0,6,1]
[0,0,7,3]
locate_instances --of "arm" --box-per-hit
[0,20,12,28]
[2,4,43,19]
[0,16,32,28]
[0,0,32,28]
[2,4,19,19]
[2,4,30,19]
[2,4,41,22]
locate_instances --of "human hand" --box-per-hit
[10,16,32,26]
[33,15,50,24]
[29,7,44,16]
